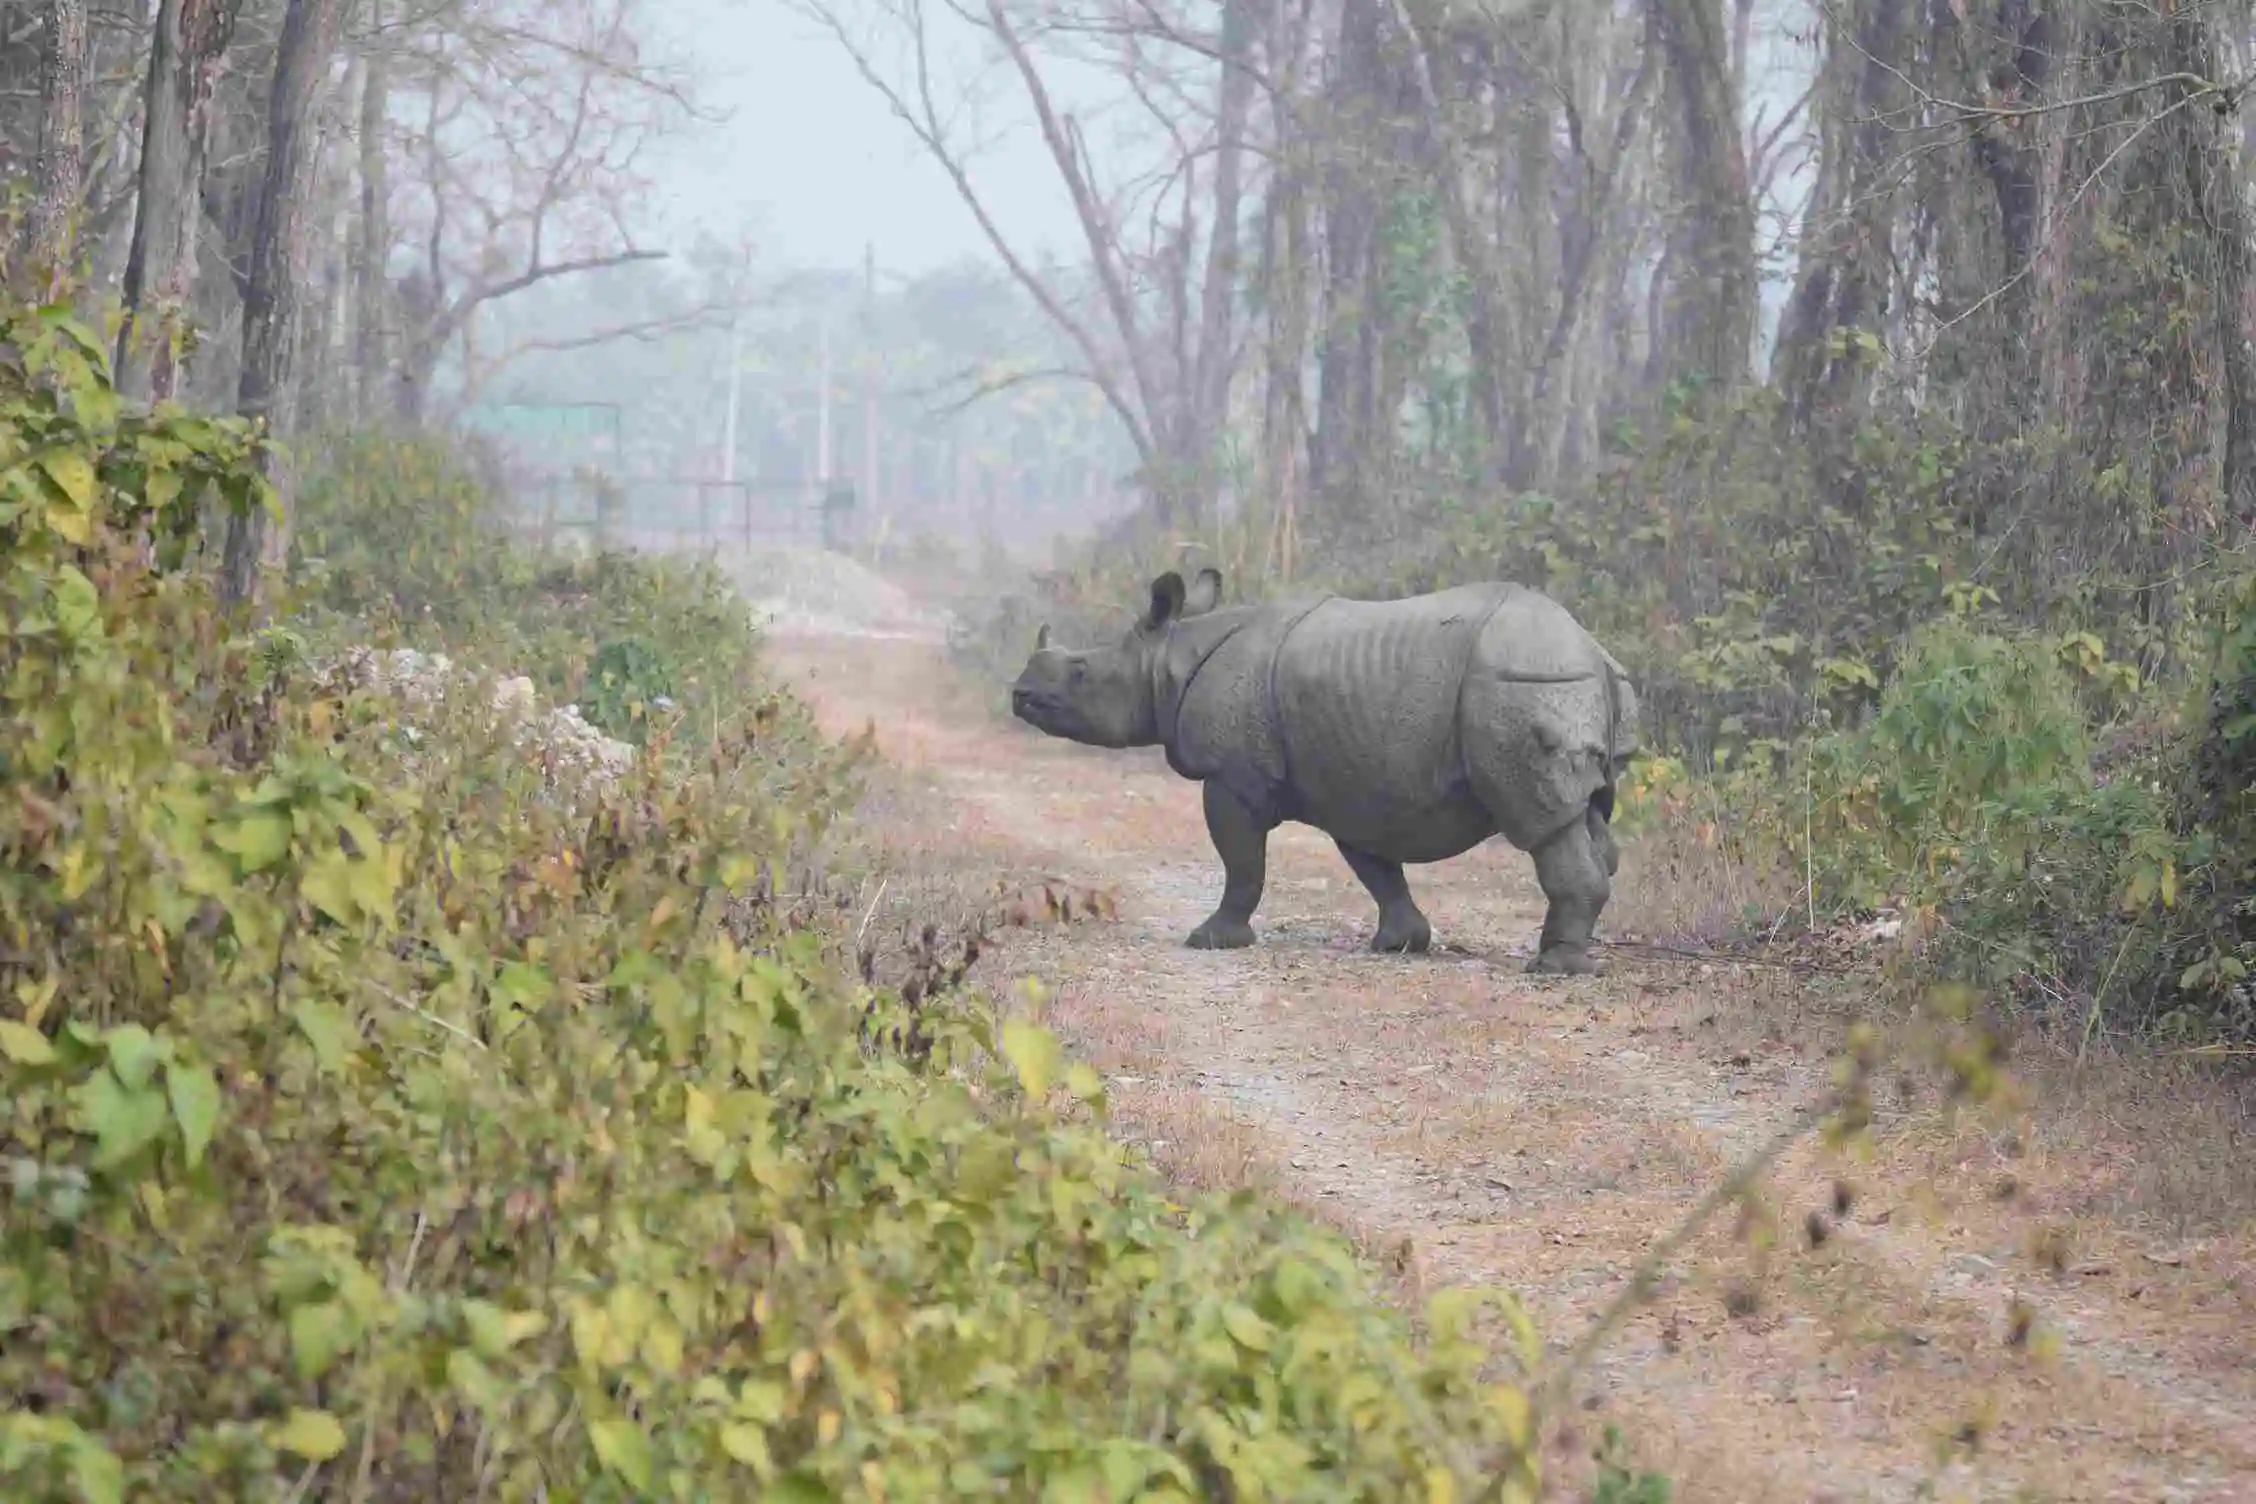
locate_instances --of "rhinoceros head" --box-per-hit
[1010,568,1222,747]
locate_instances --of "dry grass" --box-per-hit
[1608,783,1803,950]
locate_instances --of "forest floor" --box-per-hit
[763,611,2256,1504]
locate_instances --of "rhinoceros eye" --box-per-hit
[1068,660,1088,682]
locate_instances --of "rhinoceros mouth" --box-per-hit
[1012,688,1092,740]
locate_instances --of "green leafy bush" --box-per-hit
[292,431,757,754]
[3,304,1550,1499]
[1798,622,2182,997]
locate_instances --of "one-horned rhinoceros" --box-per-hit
[1008,568,1640,974]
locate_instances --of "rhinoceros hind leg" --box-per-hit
[1188,780,1269,951]
[1588,799,1621,879]
[1527,810,1611,976]
[1335,842,1432,954]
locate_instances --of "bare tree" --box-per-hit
[369,0,700,424]
[802,0,1258,528]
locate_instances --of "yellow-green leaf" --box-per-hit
[1001,1019,1063,1100]
[446,1349,507,1412]
[51,566,98,640]
[104,1024,164,1091]
[301,852,363,926]
[0,1019,55,1065]
[718,1422,771,1470]
[1491,1383,1534,1450]
[1220,1302,1273,1352]
[464,1299,549,1358]
[38,449,96,508]
[735,1379,788,1424]
[589,1416,654,1491]
[145,466,182,514]
[69,1436,124,1504]
[77,1072,169,1170]
[165,1060,221,1168]
[290,1301,355,1381]
[1065,1062,1106,1109]
[212,811,292,874]
[272,1407,347,1462]
[642,1316,685,1377]
[292,998,356,1075]
[569,1299,613,1376]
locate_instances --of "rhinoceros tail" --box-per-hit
[1593,656,1623,825]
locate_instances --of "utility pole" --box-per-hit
[720,239,751,485]
[861,242,879,522]
[816,301,833,487]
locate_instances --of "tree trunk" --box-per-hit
[116,0,242,403]
[16,0,90,300]
[2166,11,2256,526]
[352,10,392,421]
[220,0,349,610]
[1775,0,1907,434]
[1313,0,1386,524]
[1191,0,1256,468]
[1646,0,1756,388]
[1261,168,1311,578]
[1521,15,1657,485]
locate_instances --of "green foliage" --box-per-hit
[293,430,757,753]
[1796,623,2182,997]
[0,293,275,567]
[2164,566,2256,1040]
[2,303,1550,1499]
[1590,1425,1670,1504]
[582,635,676,744]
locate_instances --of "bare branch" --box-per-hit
[788,0,1156,461]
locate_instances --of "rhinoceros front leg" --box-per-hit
[1528,810,1612,976]
[1334,842,1433,954]
[1187,780,1268,950]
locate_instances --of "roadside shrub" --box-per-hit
[2162,564,2256,1041]
[2,303,1548,1500]
[294,430,758,753]
[1798,622,2180,1000]
[1611,620,2185,1017]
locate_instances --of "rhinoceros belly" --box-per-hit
[1269,590,1502,862]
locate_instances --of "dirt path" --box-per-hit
[769,627,2256,1504]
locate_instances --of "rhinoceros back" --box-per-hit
[1268,585,1512,860]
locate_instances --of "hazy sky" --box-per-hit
[648,0,1093,276]
[647,0,1816,351]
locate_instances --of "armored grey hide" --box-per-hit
[1009,572,1640,975]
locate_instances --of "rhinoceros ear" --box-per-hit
[1142,571,1188,632]
[1183,567,1223,616]
[1034,623,1051,651]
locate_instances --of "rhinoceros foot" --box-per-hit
[1187,914,1257,950]
[1526,945,1601,977]
[1368,909,1432,955]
